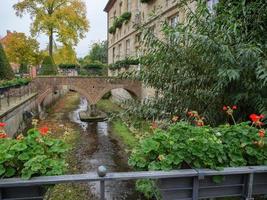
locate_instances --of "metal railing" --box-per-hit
[0,166,266,200]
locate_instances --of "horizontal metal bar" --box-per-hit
[0,166,266,188]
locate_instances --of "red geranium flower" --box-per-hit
[232,105,237,110]
[39,127,49,136]
[223,106,228,111]
[250,114,265,127]
[0,122,6,127]
[0,133,8,139]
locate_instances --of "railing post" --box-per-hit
[192,176,199,200]
[97,166,107,200]
[7,90,10,106]
[245,173,254,200]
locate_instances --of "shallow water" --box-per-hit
[69,97,141,200]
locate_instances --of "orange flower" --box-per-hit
[0,133,8,139]
[39,127,49,136]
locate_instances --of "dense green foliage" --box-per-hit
[109,12,132,34]
[130,0,267,125]
[129,122,267,171]
[19,63,28,74]
[39,56,58,75]
[58,64,79,69]
[0,44,14,80]
[0,78,31,89]
[0,128,69,179]
[109,57,139,69]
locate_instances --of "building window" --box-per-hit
[118,44,122,59]
[126,39,131,56]
[112,47,116,63]
[207,0,219,13]
[169,13,179,28]
[119,2,122,15]
[127,0,131,12]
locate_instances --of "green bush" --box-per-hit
[0,78,31,89]
[19,63,28,74]
[109,26,116,34]
[58,63,78,69]
[0,126,69,179]
[129,122,267,171]
[0,43,14,80]
[109,12,132,34]
[114,17,123,29]
[121,12,131,22]
[109,58,139,69]
[39,56,57,75]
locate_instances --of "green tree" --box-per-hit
[130,0,267,125]
[39,56,57,75]
[13,0,89,57]
[87,40,108,63]
[0,44,14,80]
[2,32,41,67]
[19,63,28,74]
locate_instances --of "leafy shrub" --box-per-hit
[121,12,131,22]
[39,56,57,75]
[114,17,123,29]
[129,122,267,171]
[0,43,14,80]
[0,78,31,89]
[58,63,79,69]
[109,58,139,69]
[0,122,69,179]
[109,12,132,34]
[109,26,116,34]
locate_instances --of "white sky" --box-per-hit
[0,0,108,57]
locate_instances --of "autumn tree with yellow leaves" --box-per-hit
[1,32,41,68]
[13,0,89,58]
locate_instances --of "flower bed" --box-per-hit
[129,106,266,198]
[0,120,69,179]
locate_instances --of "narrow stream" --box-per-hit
[69,97,140,200]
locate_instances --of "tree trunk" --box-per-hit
[49,29,53,58]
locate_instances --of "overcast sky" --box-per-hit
[0,0,108,57]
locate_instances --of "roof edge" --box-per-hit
[104,0,116,12]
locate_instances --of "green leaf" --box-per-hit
[5,167,16,177]
[0,164,6,176]
[10,142,27,151]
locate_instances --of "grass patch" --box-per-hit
[112,119,138,149]
[97,99,123,113]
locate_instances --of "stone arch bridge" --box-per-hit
[31,76,142,110]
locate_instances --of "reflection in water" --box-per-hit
[70,97,139,200]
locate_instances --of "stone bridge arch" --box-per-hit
[32,76,142,107]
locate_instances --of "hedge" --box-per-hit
[109,58,139,69]
[0,78,31,89]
